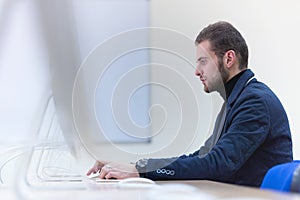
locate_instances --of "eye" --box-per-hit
[199,59,207,66]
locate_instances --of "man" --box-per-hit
[87,21,293,187]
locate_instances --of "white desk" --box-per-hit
[1,180,300,200]
[160,180,300,200]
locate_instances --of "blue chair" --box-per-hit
[261,160,300,192]
[291,163,300,192]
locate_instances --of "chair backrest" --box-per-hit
[261,161,300,192]
[291,163,300,192]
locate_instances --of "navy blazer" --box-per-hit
[141,69,293,187]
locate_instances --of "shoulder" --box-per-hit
[242,80,281,106]
[236,80,286,121]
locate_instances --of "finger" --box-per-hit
[99,166,113,179]
[86,168,96,176]
[105,171,122,180]
[87,165,102,176]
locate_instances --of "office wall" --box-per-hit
[149,0,300,159]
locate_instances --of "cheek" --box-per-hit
[207,65,218,77]
[212,70,220,79]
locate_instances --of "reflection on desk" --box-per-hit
[2,180,300,200]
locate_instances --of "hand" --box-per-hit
[86,160,107,176]
[99,162,140,179]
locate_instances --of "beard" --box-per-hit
[218,59,230,83]
[206,59,228,97]
[215,59,229,98]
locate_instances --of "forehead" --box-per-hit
[196,40,214,58]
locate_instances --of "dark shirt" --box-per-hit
[225,70,246,98]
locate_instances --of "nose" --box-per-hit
[195,67,201,76]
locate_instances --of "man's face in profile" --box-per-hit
[195,40,226,94]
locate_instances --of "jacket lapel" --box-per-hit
[225,69,255,120]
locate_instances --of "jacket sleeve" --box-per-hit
[141,94,270,181]
[177,134,213,159]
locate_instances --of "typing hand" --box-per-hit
[99,162,139,179]
[86,160,107,176]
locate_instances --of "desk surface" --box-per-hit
[1,180,300,200]
[159,180,300,200]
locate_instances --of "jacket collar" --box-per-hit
[226,69,255,106]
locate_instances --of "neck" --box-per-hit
[224,69,247,99]
[226,67,245,82]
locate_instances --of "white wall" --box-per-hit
[150,0,300,159]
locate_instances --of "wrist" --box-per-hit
[135,158,148,175]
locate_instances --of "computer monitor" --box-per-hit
[13,1,149,194]
[19,0,152,182]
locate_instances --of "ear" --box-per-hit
[223,50,237,69]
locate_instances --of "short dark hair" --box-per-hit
[195,21,248,69]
